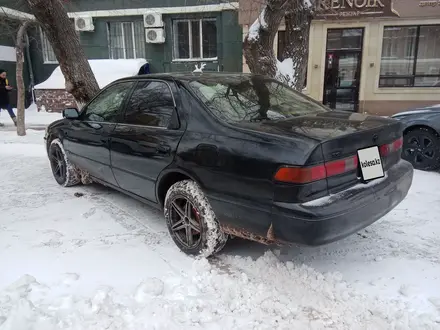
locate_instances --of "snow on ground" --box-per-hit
[0,116,439,328]
[0,103,61,130]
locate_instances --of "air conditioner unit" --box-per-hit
[74,17,94,32]
[145,28,165,43]
[143,12,163,28]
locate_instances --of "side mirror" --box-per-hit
[63,107,79,119]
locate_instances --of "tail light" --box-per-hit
[379,137,403,156]
[274,165,326,184]
[274,137,403,184]
[274,155,358,184]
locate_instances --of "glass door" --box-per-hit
[323,28,364,112]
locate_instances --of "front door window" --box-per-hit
[80,82,134,122]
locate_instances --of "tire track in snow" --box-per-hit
[79,187,194,277]
[75,187,440,328]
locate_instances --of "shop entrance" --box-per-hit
[323,28,364,112]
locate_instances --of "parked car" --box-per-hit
[392,105,440,171]
[44,73,413,256]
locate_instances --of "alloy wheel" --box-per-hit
[403,134,436,167]
[50,145,66,182]
[169,196,202,249]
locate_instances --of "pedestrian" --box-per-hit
[0,69,17,127]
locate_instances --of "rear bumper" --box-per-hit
[271,159,413,245]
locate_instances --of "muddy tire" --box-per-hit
[402,128,440,171]
[164,180,228,257]
[49,139,81,187]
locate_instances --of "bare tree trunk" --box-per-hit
[25,0,99,105]
[16,21,30,136]
[243,0,314,92]
[243,0,287,78]
[281,0,313,91]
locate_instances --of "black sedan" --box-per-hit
[392,104,440,171]
[44,73,413,256]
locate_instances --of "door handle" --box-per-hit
[116,125,131,133]
[156,144,171,154]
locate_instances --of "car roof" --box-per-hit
[114,72,264,84]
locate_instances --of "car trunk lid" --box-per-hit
[259,112,400,147]
[255,111,404,200]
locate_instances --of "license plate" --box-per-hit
[357,146,384,181]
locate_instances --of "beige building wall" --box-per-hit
[311,18,440,115]
[241,17,440,115]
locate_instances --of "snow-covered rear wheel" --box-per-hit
[164,180,228,257]
[49,139,81,187]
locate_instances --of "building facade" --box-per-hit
[240,0,440,116]
[0,0,242,107]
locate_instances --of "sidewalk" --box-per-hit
[0,104,61,131]
[0,125,47,131]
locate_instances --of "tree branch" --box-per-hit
[243,0,287,78]
[243,0,315,92]
[280,0,314,90]
[16,20,31,136]
[25,0,100,105]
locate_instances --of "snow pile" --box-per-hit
[34,59,147,90]
[22,103,62,125]
[222,252,440,328]
[248,6,267,41]
[1,253,438,329]
[0,103,61,128]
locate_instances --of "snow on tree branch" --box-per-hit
[276,58,297,87]
[303,0,313,9]
[248,5,268,41]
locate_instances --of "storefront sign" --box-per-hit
[418,0,439,7]
[316,0,400,19]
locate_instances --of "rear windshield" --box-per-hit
[188,76,327,123]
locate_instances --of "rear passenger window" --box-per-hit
[124,81,175,127]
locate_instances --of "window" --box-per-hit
[40,28,57,63]
[173,18,217,60]
[108,21,146,59]
[326,28,363,51]
[40,22,77,64]
[188,76,326,124]
[124,81,175,127]
[81,82,134,122]
[380,25,440,87]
